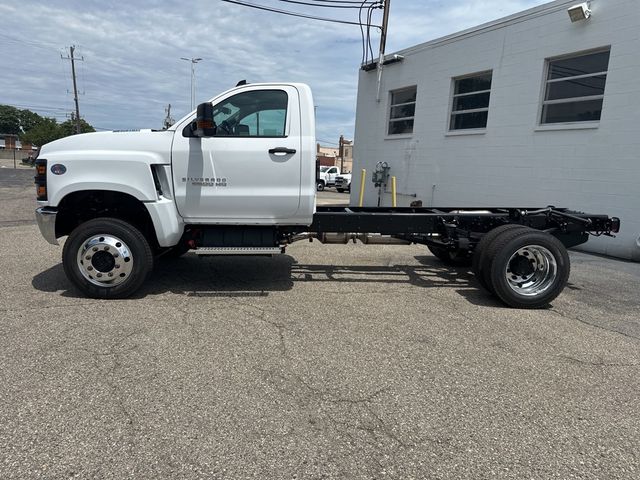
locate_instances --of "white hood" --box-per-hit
[40,130,175,161]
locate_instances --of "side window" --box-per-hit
[388,86,417,135]
[541,49,610,124]
[328,168,337,174]
[212,90,288,137]
[450,71,492,130]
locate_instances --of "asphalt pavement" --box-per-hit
[1,169,638,479]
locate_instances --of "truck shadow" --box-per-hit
[31,254,503,306]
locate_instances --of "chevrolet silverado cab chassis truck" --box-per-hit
[34,83,619,308]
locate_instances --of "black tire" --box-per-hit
[316,181,325,192]
[62,217,154,299]
[472,224,528,291]
[428,245,472,267]
[485,229,570,309]
[336,188,344,193]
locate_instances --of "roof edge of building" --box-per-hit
[390,0,579,58]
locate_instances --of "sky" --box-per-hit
[0,0,550,146]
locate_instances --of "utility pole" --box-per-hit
[180,57,202,110]
[376,0,391,102]
[163,104,175,129]
[339,135,344,172]
[62,46,84,134]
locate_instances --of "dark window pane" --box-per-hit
[548,50,610,79]
[213,90,288,137]
[388,119,414,135]
[390,103,416,119]
[391,87,416,105]
[545,75,606,101]
[541,99,603,123]
[450,111,488,130]
[455,73,492,94]
[452,92,490,111]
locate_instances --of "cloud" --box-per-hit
[0,0,548,142]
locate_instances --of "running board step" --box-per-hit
[193,246,284,256]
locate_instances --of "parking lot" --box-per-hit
[1,168,639,479]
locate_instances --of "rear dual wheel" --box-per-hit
[472,224,528,291]
[473,226,570,308]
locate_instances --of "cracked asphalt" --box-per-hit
[1,169,639,479]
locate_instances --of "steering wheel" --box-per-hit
[217,120,232,135]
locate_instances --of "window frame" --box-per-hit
[538,47,611,127]
[211,89,290,138]
[386,86,417,137]
[448,70,493,133]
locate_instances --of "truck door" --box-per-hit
[326,167,338,185]
[171,86,302,221]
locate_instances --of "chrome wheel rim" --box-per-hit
[505,245,557,296]
[76,234,133,287]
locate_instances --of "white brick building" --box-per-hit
[352,0,640,260]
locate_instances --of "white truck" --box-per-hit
[34,82,619,308]
[317,165,340,191]
[334,173,352,193]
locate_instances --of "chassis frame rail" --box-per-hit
[302,206,619,251]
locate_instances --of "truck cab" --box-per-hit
[173,84,316,224]
[36,82,317,248]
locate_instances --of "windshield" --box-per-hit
[320,166,329,172]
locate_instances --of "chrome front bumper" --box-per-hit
[35,207,58,245]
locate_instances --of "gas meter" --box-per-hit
[372,161,390,187]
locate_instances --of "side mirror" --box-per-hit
[193,102,216,137]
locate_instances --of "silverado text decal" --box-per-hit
[182,177,228,187]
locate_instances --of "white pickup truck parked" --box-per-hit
[34,82,619,308]
[317,165,340,191]
[335,173,352,193]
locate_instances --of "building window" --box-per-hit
[450,71,492,131]
[388,86,417,135]
[541,49,610,124]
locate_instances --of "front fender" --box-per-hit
[46,157,159,205]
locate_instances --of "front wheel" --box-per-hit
[316,181,325,192]
[62,218,154,299]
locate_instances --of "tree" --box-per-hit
[0,105,23,136]
[0,105,49,138]
[59,118,95,136]
[18,109,46,134]
[21,117,62,147]
[0,104,96,147]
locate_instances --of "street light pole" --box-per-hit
[180,57,203,110]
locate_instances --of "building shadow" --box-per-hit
[31,253,503,306]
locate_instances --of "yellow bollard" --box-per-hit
[391,176,397,208]
[358,169,366,207]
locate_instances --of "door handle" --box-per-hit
[269,147,296,155]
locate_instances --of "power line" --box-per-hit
[275,0,377,8]
[221,0,381,28]
[0,32,59,52]
[317,138,339,145]
[0,103,69,112]
[300,0,378,3]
